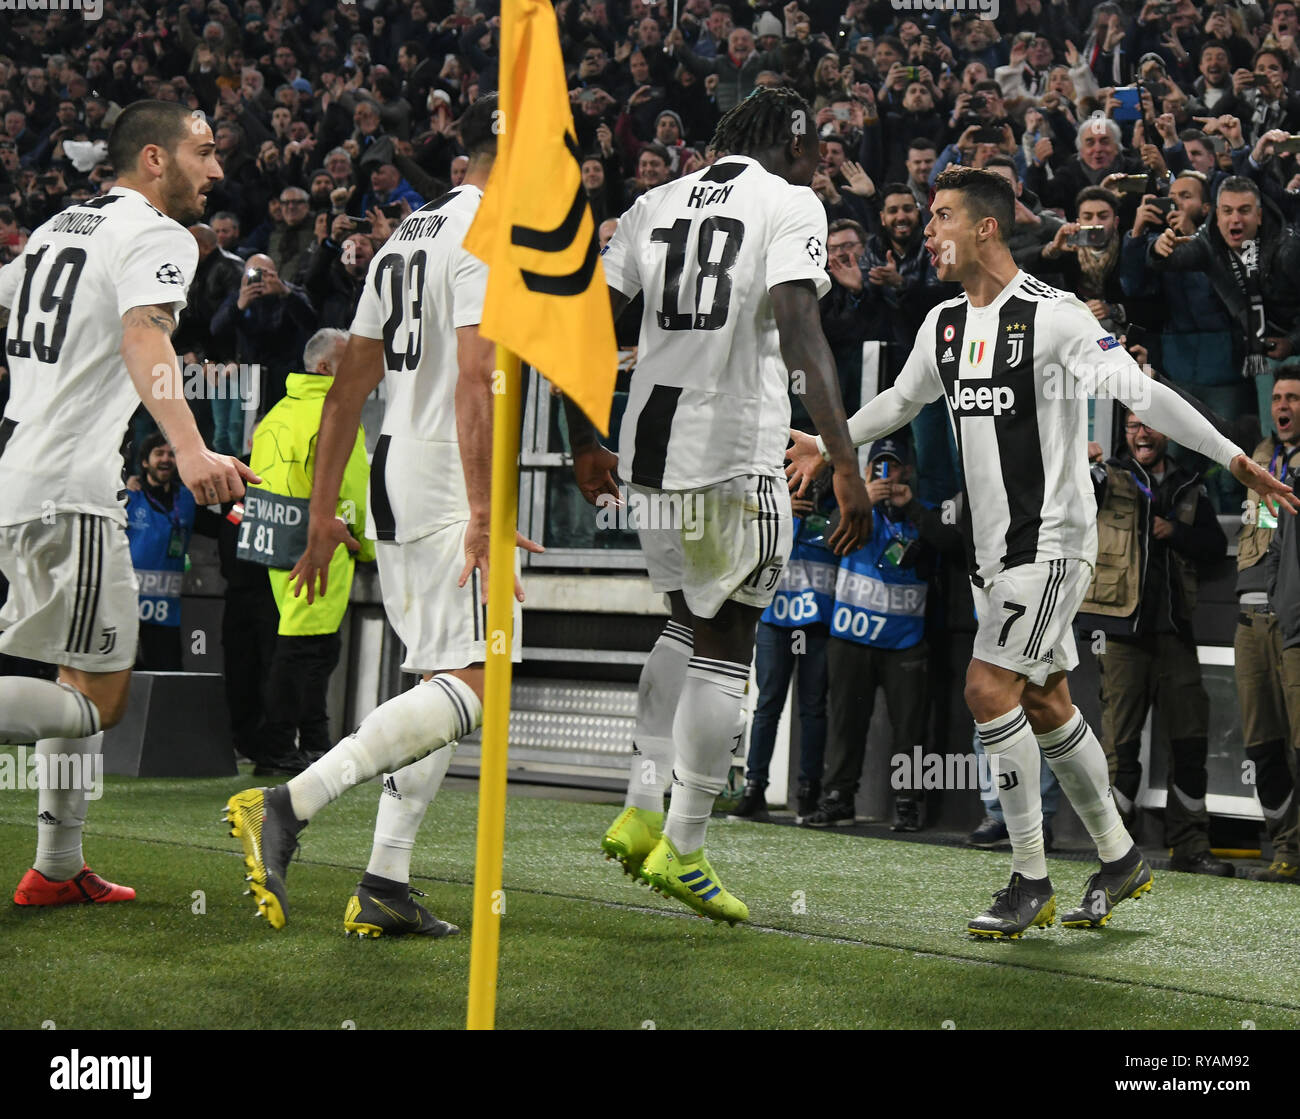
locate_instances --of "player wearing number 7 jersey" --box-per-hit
[0,101,257,908]
[788,167,1298,937]
[564,87,872,924]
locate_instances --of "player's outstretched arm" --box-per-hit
[121,304,260,507]
[288,333,382,603]
[455,323,543,603]
[1100,358,1298,516]
[770,279,871,553]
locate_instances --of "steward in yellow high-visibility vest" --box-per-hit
[240,328,374,764]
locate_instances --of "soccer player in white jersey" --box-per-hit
[789,166,1297,937]
[0,101,254,907]
[223,95,539,935]
[565,87,871,925]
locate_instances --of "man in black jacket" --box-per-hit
[1025,116,1143,220]
[1076,413,1232,876]
[298,222,374,329]
[1149,175,1300,433]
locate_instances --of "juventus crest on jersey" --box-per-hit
[600,155,830,491]
[896,270,1146,585]
[0,187,197,527]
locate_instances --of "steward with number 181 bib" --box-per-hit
[242,370,374,634]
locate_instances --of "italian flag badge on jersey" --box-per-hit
[968,341,985,365]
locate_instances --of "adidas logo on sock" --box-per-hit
[382,776,402,800]
[37,811,59,825]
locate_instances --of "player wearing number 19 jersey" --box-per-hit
[789,167,1295,937]
[0,101,251,907]
[223,96,527,936]
[568,88,871,924]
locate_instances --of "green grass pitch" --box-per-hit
[1,752,1297,1030]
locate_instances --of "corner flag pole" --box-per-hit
[466,346,522,1031]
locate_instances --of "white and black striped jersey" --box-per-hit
[350,185,487,543]
[0,187,197,526]
[600,154,830,490]
[891,270,1238,585]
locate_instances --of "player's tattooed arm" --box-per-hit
[121,301,258,509]
[121,304,177,334]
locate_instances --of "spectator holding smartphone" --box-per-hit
[211,254,317,416]
[1040,186,1130,333]
[1149,174,1300,432]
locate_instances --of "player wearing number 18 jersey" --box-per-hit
[566,88,871,924]
[223,96,535,936]
[0,101,253,907]
[789,167,1295,937]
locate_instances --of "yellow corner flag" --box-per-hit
[464,0,618,433]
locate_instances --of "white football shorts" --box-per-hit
[0,513,139,672]
[971,558,1093,687]
[632,474,792,620]
[375,518,522,674]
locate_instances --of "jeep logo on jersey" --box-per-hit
[948,380,1015,416]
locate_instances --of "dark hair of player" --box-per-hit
[107,100,195,173]
[933,166,1014,242]
[709,86,811,158]
[458,93,499,159]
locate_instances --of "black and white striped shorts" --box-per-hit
[0,513,139,671]
[971,558,1093,687]
[630,474,793,621]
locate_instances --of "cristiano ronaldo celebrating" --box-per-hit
[789,166,1296,939]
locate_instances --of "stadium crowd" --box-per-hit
[1,0,1299,876]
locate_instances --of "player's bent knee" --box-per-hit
[60,668,129,730]
[964,674,1014,723]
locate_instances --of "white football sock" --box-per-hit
[288,674,482,822]
[365,745,456,884]
[663,656,748,854]
[33,733,103,880]
[978,707,1046,880]
[1038,707,1132,862]
[627,619,692,812]
[0,679,100,742]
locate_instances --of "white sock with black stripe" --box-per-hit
[0,679,100,741]
[977,707,1047,880]
[1037,707,1132,862]
[33,732,103,881]
[365,745,456,884]
[663,656,749,854]
[287,674,482,823]
[626,620,692,812]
